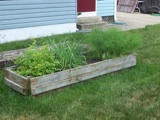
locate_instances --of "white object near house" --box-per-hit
[0,0,117,43]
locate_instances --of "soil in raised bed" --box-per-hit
[0,60,14,70]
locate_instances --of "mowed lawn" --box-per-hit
[0,24,160,120]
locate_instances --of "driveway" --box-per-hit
[115,12,160,30]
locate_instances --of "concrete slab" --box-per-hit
[112,12,160,30]
[77,12,160,31]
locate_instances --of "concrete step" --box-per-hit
[77,22,106,30]
[77,16,102,24]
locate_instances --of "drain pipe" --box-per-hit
[114,0,117,21]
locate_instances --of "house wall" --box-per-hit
[97,0,115,16]
[0,0,77,43]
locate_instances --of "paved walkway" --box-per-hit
[114,12,160,30]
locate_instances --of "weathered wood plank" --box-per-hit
[0,48,25,61]
[5,68,29,88]
[4,78,27,95]
[31,78,79,95]
[31,53,136,88]
[5,53,136,95]
[32,60,136,95]
[31,53,136,95]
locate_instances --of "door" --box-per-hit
[77,0,96,12]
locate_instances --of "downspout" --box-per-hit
[114,0,117,21]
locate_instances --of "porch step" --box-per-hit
[77,16,107,30]
[77,22,106,30]
[77,16,102,24]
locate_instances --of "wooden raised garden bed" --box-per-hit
[4,53,136,95]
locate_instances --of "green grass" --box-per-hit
[0,24,160,119]
[0,32,86,52]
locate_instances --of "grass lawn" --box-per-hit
[0,24,160,119]
[0,32,85,52]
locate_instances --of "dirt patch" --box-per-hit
[0,60,14,70]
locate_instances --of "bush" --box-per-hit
[48,40,86,70]
[14,42,60,77]
[85,28,143,60]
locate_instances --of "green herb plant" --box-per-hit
[48,39,86,70]
[14,42,60,77]
[85,28,143,60]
